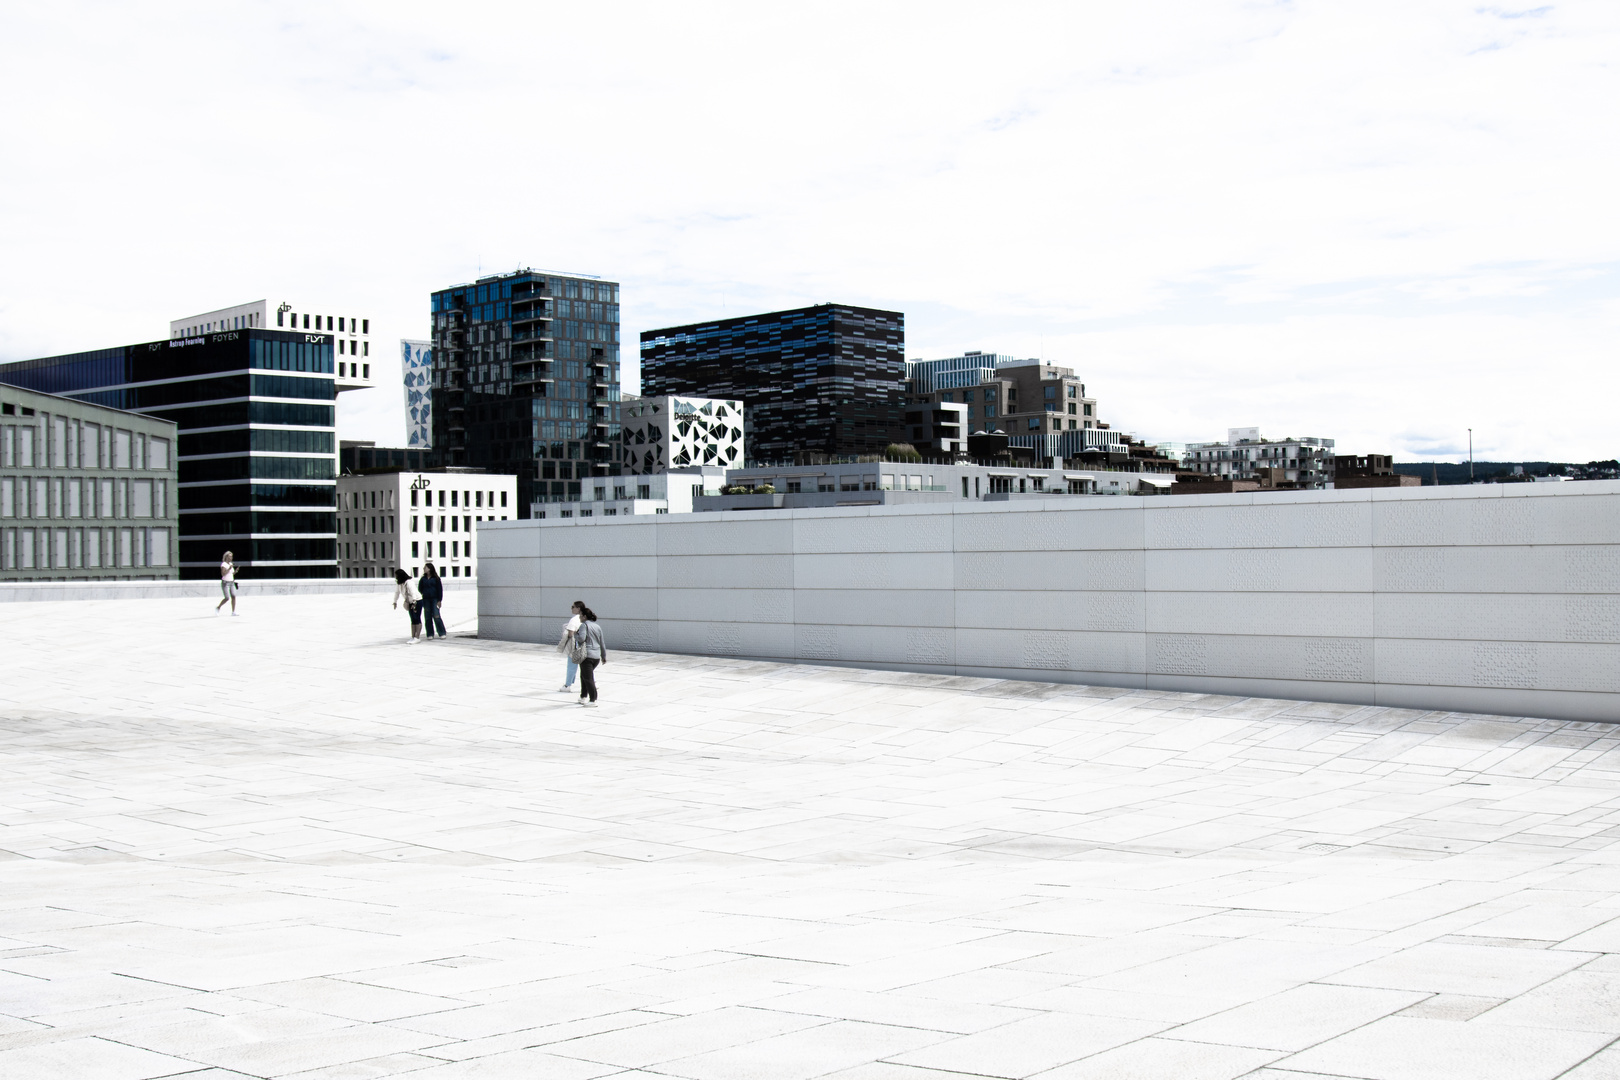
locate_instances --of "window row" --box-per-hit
[342,540,393,561]
[184,484,336,509]
[408,488,507,509]
[341,515,394,536]
[179,429,335,457]
[180,457,337,482]
[1,476,169,520]
[345,488,395,510]
[274,312,369,334]
[177,313,262,336]
[1,526,170,571]
[181,511,335,536]
[409,539,473,564]
[412,516,479,537]
[1,420,170,472]
[179,538,335,564]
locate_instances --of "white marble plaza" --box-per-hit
[3,594,1620,1080]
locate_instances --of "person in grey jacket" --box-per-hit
[574,604,606,706]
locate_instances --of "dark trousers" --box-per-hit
[422,599,446,638]
[578,657,599,702]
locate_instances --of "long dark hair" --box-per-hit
[576,603,597,622]
[423,562,438,578]
[394,568,409,584]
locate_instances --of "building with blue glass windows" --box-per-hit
[430,268,621,514]
[0,329,340,578]
[640,303,905,464]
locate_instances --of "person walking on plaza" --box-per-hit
[573,604,606,707]
[215,550,238,615]
[556,601,584,692]
[418,562,446,640]
[393,568,422,642]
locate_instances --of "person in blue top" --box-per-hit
[418,562,446,640]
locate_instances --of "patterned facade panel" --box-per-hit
[621,395,743,474]
[400,339,432,449]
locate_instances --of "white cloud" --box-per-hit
[1,0,1616,459]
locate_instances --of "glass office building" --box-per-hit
[0,329,338,578]
[430,268,621,514]
[640,303,905,464]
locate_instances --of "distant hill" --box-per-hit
[1394,461,1619,485]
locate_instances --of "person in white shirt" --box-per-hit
[393,569,422,642]
[215,551,238,615]
[556,601,583,692]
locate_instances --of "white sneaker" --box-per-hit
[583,701,599,708]
[558,685,573,693]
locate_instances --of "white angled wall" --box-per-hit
[477,482,1620,723]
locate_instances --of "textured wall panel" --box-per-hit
[541,555,658,591]
[659,554,794,590]
[1148,548,1375,593]
[657,517,792,556]
[1149,592,1373,638]
[794,588,955,627]
[477,555,542,590]
[794,551,954,591]
[796,511,952,554]
[537,521,657,559]
[954,550,1144,591]
[475,522,538,559]
[955,590,1145,633]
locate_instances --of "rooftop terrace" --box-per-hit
[3,594,1620,1078]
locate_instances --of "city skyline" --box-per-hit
[2,3,1617,462]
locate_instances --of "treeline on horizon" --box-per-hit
[1393,461,1620,485]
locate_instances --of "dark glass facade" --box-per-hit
[340,444,440,475]
[1,329,338,578]
[640,304,905,463]
[430,269,621,514]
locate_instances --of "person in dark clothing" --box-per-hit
[419,562,447,639]
[573,604,606,706]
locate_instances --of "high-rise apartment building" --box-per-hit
[2,328,341,578]
[640,303,905,464]
[429,269,621,513]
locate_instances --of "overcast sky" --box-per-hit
[3,1,1616,461]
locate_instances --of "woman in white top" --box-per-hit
[557,601,583,692]
[215,551,238,615]
[393,569,422,642]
